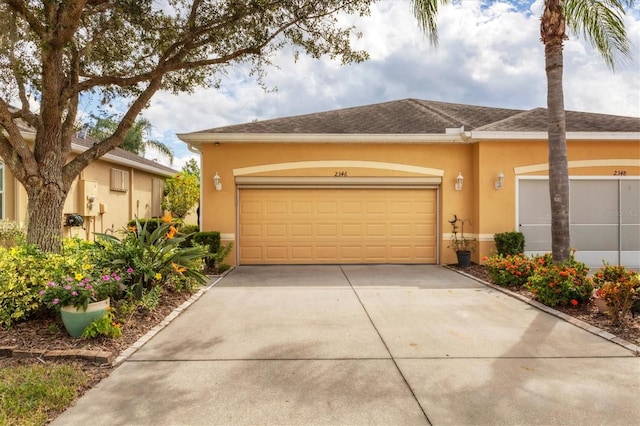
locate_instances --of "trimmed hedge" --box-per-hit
[494,232,525,256]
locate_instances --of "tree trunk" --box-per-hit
[25,184,67,253]
[542,0,571,263]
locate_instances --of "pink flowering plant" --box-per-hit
[40,272,125,312]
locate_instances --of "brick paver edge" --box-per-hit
[112,269,231,365]
[0,270,232,366]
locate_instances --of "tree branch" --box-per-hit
[4,0,46,36]
[62,76,164,181]
[0,100,38,180]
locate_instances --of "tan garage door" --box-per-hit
[239,188,437,264]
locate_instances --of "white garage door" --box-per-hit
[239,188,438,264]
[518,178,640,268]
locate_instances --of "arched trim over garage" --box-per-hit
[514,159,640,175]
[233,160,444,177]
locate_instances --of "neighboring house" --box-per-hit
[178,98,640,268]
[1,131,180,240]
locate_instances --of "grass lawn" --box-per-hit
[0,362,90,426]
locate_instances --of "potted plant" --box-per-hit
[448,214,475,267]
[40,272,125,337]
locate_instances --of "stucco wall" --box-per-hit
[2,156,173,241]
[200,137,640,266]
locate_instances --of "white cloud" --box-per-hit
[135,0,639,156]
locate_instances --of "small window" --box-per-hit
[110,168,129,192]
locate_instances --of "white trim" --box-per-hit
[443,232,487,241]
[471,131,640,141]
[178,131,639,145]
[233,161,444,177]
[515,159,640,175]
[178,133,468,145]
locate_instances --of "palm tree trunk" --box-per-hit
[542,0,571,263]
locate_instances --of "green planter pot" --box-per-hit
[60,299,110,337]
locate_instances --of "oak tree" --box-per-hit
[0,0,372,252]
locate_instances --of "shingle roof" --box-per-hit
[476,107,640,132]
[192,98,640,135]
[9,106,177,174]
[72,136,178,175]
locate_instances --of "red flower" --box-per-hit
[570,299,578,306]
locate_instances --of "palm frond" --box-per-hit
[564,0,635,70]
[411,0,450,45]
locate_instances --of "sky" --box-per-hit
[84,0,640,170]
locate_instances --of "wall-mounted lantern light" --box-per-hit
[454,172,464,191]
[494,171,505,190]
[213,172,222,191]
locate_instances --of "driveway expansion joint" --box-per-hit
[339,265,434,426]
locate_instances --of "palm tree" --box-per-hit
[122,118,174,165]
[410,0,634,263]
[87,116,174,165]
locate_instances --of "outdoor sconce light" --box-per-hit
[454,172,464,191]
[494,171,504,190]
[213,172,222,191]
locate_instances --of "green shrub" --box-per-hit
[0,239,104,327]
[483,253,533,287]
[191,232,221,268]
[494,232,525,256]
[180,224,199,234]
[0,245,49,327]
[525,253,592,307]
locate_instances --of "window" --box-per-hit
[151,178,165,217]
[110,168,129,192]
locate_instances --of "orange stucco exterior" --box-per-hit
[197,137,640,266]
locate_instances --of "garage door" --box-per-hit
[519,178,640,268]
[239,188,437,264]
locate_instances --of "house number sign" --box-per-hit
[613,170,627,176]
[334,171,348,177]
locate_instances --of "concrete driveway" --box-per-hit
[54,265,640,426]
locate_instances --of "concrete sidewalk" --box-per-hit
[53,265,640,425]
